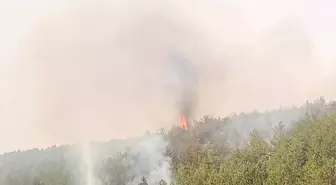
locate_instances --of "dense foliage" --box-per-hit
[1,98,336,185]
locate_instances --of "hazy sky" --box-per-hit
[0,0,336,152]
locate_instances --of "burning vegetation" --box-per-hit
[171,54,199,131]
[180,115,188,129]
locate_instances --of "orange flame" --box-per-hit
[180,115,188,129]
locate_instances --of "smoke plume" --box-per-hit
[1,1,336,185]
[128,134,171,185]
[169,54,199,126]
[1,0,336,152]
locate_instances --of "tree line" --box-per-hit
[1,97,336,185]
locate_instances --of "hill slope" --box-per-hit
[1,97,335,185]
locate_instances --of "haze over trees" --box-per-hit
[1,97,336,185]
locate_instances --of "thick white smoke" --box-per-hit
[1,1,336,185]
[128,134,171,185]
[1,0,336,154]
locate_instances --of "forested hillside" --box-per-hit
[1,97,336,185]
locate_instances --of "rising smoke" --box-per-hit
[127,134,171,185]
[1,1,336,185]
[1,4,336,185]
[169,54,199,126]
[2,0,336,152]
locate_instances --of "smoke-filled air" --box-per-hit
[1,0,336,185]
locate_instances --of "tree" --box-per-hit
[158,179,167,185]
[139,177,148,185]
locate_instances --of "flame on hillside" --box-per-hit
[180,115,188,129]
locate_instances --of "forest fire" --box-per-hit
[172,54,196,131]
[180,115,188,129]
